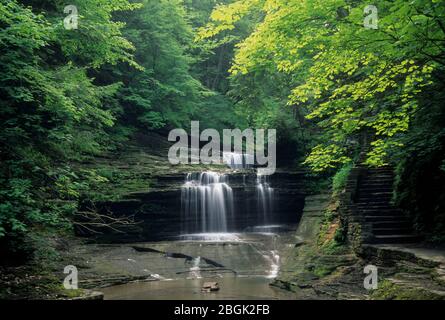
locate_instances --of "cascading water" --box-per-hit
[188,256,202,279]
[256,174,274,223]
[223,152,254,170]
[181,155,276,235]
[267,250,280,279]
[181,172,234,233]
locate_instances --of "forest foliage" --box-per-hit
[198,0,444,171]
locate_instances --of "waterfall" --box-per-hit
[181,172,234,233]
[223,152,254,170]
[256,174,274,223]
[181,170,277,234]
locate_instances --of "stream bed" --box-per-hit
[81,227,298,299]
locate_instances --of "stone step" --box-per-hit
[366,172,394,175]
[360,208,402,214]
[373,227,413,235]
[360,186,392,194]
[359,208,398,214]
[361,176,393,181]
[363,182,394,186]
[356,194,392,203]
[357,204,398,210]
[358,191,392,196]
[360,182,394,188]
[365,180,393,184]
[372,221,412,229]
[365,175,394,180]
[357,201,393,206]
[361,178,394,183]
[356,200,393,206]
[357,194,393,201]
[367,169,394,174]
[363,173,394,178]
[359,196,393,202]
[371,234,421,244]
[366,170,394,174]
[363,212,405,218]
[365,215,408,222]
[364,172,394,176]
[360,180,394,188]
[367,168,394,174]
[357,194,393,200]
[358,204,394,209]
[360,209,401,215]
[366,174,394,178]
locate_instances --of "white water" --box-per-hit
[256,174,274,223]
[181,170,276,234]
[244,225,288,234]
[181,172,234,233]
[223,152,254,170]
[266,250,280,279]
[177,233,241,242]
[188,256,202,279]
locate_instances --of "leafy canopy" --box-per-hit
[199,0,444,171]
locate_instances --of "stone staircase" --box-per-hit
[354,167,420,244]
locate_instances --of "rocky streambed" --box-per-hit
[67,227,300,299]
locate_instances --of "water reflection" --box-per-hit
[102,277,296,300]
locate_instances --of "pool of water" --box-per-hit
[101,276,296,300]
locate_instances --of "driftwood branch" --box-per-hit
[73,203,141,234]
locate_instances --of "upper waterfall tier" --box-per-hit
[222,152,254,170]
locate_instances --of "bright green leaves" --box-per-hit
[196,0,262,40]
[53,0,142,69]
[304,144,351,172]
[0,0,52,51]
[201,0,444,171]
[364,139,400,167]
